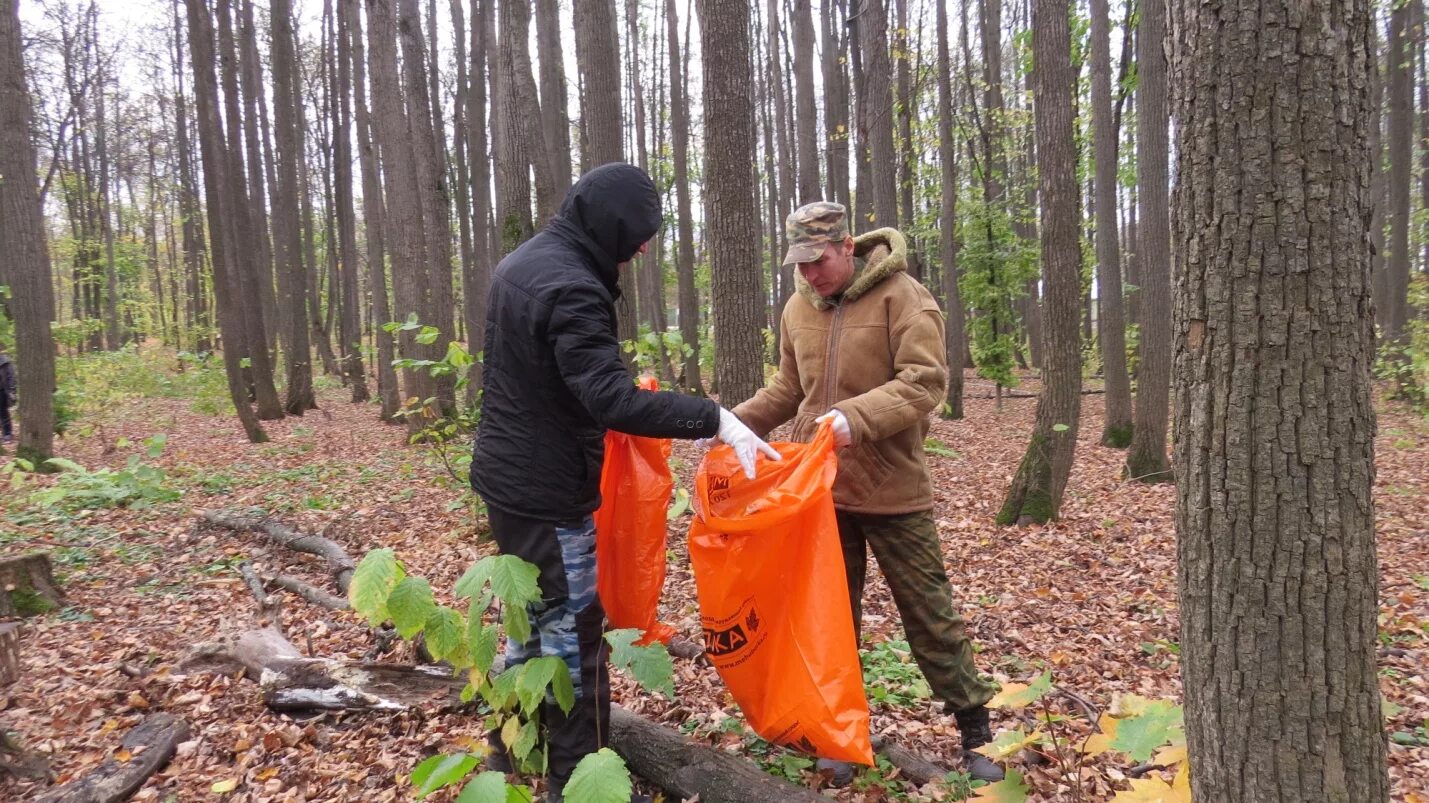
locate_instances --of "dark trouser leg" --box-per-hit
[860,510,997,712]
[485,506,610,789]
[835,510,869,642]
[0,390,11,439]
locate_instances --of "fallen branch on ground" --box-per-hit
[870,733,953,787]
[33,714,188,803]
[200,509,355,593]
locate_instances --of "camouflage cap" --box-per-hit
[782,201,849,266]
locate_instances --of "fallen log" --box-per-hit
[0,622,21,686]
[34,714,188,803]
[185,629,824,801]
[200,509,355,593]
[265,574,349,611]
[0,552,65,618]
[0,730,51,782]
[870,734,953,787]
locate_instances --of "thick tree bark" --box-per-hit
[998,0,1081,526]
[1126,0,1172,482]
[575,0,623,168]
[702,0,765,405]
[1170,0,1389,798]
[1091,0,1132,446]
[0,0,59,463]
[667,0,702,394]
[184,0,268,442]
[500,0,558,224]
[937,0,965,421]
[272,0,318,413]
[821,0,851,208]
[237,0,280,358]
[491,0,534,253]
[466,0,495,393]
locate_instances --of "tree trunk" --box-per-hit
[172,1,211,354]
[500,0,558,224]
[791,0,819,203]
[702,0,764,406]
[95,72,121,350]
[348,0,400,420]
[333,0,369,402]
[998,0,1081,526]
[1126,0,1172,483]
[1385,1,1415,348]
[271,0,318,413]
[894,0,915,235]
[0,0,59,463]
[217,0,284,420]
[937,0,965,421]
[575,0,623,168]
[466,0,495,394]
[184,0,268,442]
[535,0,572,200]
[667,0,702,394]
[366,0,437,429]
[492,0,534,253]
[1170,0,1389,797]
[859,0,898,228]
[238,0,280,358]
[1090,0,1132,446]
[822,0,851,208]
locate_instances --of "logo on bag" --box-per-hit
[703,598,763,658]
[709,474,731,504]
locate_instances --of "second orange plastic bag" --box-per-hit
[688,423,873,765]
[593,376,676,645]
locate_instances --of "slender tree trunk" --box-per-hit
[183,0,268,442]
[1171,0,1389,798]
[239,0,280,357]
[937,0,965,420]
[333,0,369,401]
[0,0,59,462]
[792,0,819,203]
[466,0,495,394]
[765,0,793,321]
[492,0,533,253]
[702,0,764,405]
[1126,0,1172,482]
[850,12,873,227]
[1386,1,1415,347]
[998,0,1081,525]
[667,0,702,394]
[172,2,211,353]
[348,0,400,419]
[1370,19,1387,334]
[822,0,851,208]
[857,0,898,228]
[500,0,558,223]
[449,0,477,355]
[894,0,915,235]
[1091,0,1131,446]
[272,0,318,413]
[96,70,121,350]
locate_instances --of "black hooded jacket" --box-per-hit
[470,163,721,521]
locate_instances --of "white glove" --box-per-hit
[814,409,852,448]
[716,408,782,479]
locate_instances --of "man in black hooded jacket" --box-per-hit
[470,163,777,801]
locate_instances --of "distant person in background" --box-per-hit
[0,342,15,443]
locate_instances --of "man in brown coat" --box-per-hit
[732,201,1003,784]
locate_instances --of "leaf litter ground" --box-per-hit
[1,370,1425,802]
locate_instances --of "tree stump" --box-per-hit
[0,553,64,618]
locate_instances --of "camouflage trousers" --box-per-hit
[837,509,998,713]
[485,505,610,787]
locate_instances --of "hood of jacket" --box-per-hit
[547,163,663,297]
[794,227,909,311]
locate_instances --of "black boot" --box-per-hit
[953,705,1005,782]
[483,727,514,774]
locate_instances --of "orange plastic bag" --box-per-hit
[593,377,676,645]
[687,423,873,765]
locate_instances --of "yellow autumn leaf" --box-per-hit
[985,671,1052,710]
[114,748,132,763]
[1173,763,1190,795]
[1082,712,1120,755]
[1153,744,1188,767]
[972,728,1044,761]
[1111,693,1157,718]
[211,778,239,794]
[1110,776,1191,803]
[257,767,280,781]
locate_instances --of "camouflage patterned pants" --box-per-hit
[837,509,998,713]
[485,505,610,787]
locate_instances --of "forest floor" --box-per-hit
[1,349,1425,802]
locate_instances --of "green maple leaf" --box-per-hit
[1111,699,1184,762]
